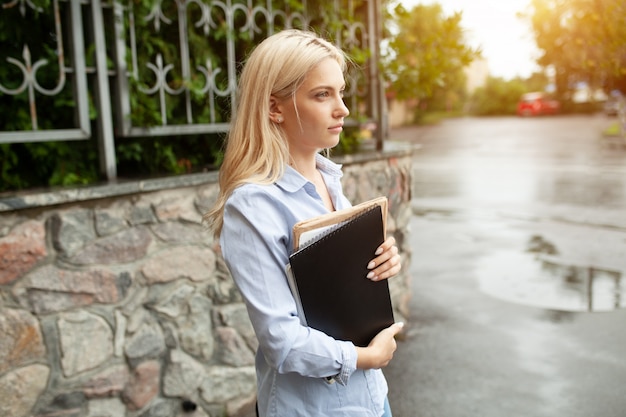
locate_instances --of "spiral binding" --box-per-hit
[293,205,378,255]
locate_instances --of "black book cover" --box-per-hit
[287,205,395,347]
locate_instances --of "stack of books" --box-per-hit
[286,197,395,347]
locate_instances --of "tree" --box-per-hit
[527,0,626,96]
[383,2,480,115]
[470,76,527,116]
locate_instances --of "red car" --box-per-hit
[517,92,560,116]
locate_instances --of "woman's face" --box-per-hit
[277,58,350,156]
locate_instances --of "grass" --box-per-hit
[417,110,466,126]
[603,121,623,137]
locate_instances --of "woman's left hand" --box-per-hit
[366,236,401,281]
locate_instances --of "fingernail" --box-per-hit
[367,261,375,269]
[375,247,383,255]
[367,271,375,279]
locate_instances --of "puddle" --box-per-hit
[477,251,626,312]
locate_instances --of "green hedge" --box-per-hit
[0,0,374,193]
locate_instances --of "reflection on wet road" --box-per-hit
[386,115,626,417]
[479,250,625,312]
[398,115,626,312]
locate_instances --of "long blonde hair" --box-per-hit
[204,29,347,237]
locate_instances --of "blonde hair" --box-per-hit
[204,29,347,237]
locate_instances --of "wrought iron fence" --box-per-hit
[0,0,384,180]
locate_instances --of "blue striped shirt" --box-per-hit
[220,154,388,417]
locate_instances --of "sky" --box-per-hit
[401,0,540,80]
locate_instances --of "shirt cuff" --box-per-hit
[332,341,357,386]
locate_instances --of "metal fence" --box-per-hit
[0,0,384,180]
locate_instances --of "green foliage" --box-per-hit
[1,0,377,193]
[526,0,626,96]
[334,126,365,155]
[411,67,469,123]
[416,110,464,126]
[0,141,99,191]
[384,3,480,102]
[603,121,622,137]
[469,77,527,115]
[125,0,233,127]
[383,3,480,123]
[0,144,23,190]
[116,134,225,178]
[0,2,100,192]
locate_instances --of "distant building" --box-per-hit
[465,57,489,93]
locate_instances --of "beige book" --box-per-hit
[292,196,388,251]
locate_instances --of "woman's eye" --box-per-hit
[317,91,329,98]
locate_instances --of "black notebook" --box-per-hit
[286,202,395,347]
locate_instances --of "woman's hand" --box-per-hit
[366,236,401,281]
[356,322,404,369]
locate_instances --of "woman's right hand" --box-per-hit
[355,322,404,369]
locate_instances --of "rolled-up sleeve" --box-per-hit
[334,340,357,385]
[220,185,357,382]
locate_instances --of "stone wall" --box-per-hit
[0,147,412,417]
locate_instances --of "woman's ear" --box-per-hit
[269,96,284,124]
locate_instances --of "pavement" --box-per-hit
[384,119,626,417]
[385,208,626,417]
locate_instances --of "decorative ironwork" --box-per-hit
[0,0,383,179]
[0,0,90,142]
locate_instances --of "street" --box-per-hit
[385,114,626,417]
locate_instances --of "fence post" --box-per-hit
[90,0,117,180]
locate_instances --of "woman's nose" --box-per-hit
[335,97,350,118]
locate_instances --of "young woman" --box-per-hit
[205,29,403,417]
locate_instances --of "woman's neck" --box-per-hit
[289,154,318,182]
[289,153,335,211]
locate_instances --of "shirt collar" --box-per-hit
[276,153,343,193]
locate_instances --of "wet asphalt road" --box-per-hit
[385,115,626,417]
